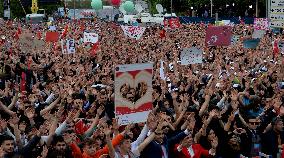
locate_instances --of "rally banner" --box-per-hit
[164,18,181,29]
[253,18,269,30]
[121,26,146,40]
[61,39,75,54]
[205,26,232,46]
[243,39,260,49]
[83,32,99,43]
[180,47,203,65]
[115,63,153,125]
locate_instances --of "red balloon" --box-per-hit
[111,0,121,6]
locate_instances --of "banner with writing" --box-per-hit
[121,26,146,40]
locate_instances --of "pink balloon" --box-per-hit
[111,0,121,6]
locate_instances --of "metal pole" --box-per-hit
[171,0,173,15]
[73,0,75,20]
[256,0,258,17]
[210,0,213,17]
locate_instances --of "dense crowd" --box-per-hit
[0,17,283,158]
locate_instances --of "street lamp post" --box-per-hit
[171,0,173,15]
[256,0,259,17]
[210,0,213,17]
[73,0,76,20]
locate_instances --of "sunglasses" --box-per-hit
[249,122,260,125]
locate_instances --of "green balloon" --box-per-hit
[91,0,103,10]
[123,1,134,13]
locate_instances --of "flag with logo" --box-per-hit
[169,18,181,29]
[205,26,232,46]
[254,18,269,30]
[121,26,146,40]
[83,32,99,43]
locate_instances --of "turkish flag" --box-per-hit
[46,32,59,42]
[37,32,42,39]
[205,26,232,47]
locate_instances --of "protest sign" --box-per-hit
[121,26,146,40]
[243,39,260,49]
[61,39,76,54]
[46,31,59,42]
[254,18,269,30]
[49,25,56,31]
[83,32,99,43]
[180,47,203,65]
[115,63,153,125]
[231,35,240,45]
[205,26,232,46]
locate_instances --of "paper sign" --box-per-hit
[67,39,75,54]
[61,39,75,54]
[115,63,153,125]
[46,32,59,42]
[83,32,99,43]
[252,30,266,39]
[278,41,284,53]
[253,18,269,30]
[121,26,146,40]
[180,47,203,65]
[205,26,232,46]
[243,39,260,49]
[231,35,240,45]
[49,25,56,31]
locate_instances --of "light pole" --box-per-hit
[256,0,259,17]
[73,0,75,20]
[210,0,213,17]
[171,0,173,15]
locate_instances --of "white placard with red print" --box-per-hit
[83,32,99,43]
[115,63,153,125]
[121,26,146,40]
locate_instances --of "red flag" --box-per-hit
[17,26,22,35]
[75,120,84,135]
[61,25,68,39]
[205,26,232,46]
[37,32,42,39]
[46,32,59,42]
[273,39,279,57]
[90,42,99,56]
[160,29,166,39]
[20,72,26,92]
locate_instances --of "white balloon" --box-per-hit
[156,4,163,14]
[135,4,144,13]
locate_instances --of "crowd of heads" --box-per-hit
[0,17,283,158]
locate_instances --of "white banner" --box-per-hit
[121,25,146,40]
[83,32,99,43]
[271,0,284,7]
[180,47,203,65]
[115,63,153,125]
